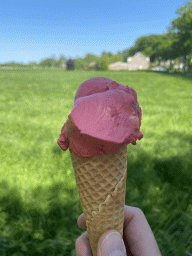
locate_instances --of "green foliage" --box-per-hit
[101,51,124,63]
[84,53,99,64]
[74,58,85,70]
[28,62,38,67]
[81,53,100,71]
[39,57,59,68]
[0,62,29,68]
[127,34,172,63]
[167,1,192,57]
[121,48,130,62]
[98,57,109,70]
[0,69,192,255]
[38,55,66,69]
[120,1,192,68]
[113,53,124,63]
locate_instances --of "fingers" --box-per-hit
[123,206,162,256]
[77,206,161,256]
[97,230,127,256]
[77,206,142,230]
[77,206,144,230]
[75,231,93,256]
[77,213,87,230]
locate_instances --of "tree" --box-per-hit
[128,34,166,62]
[74,58,85,70]
[28,61,38,68]
[84,53,99,68]
[112,52,124,63]
[98,57,109,71]
[167,1,192,70]
[66,59,75,70]
[156,33,179,62]
[101,51,113,58]
[84,53,99,63]
[120,34,165,64]
[39,55,60,68]
[121,48,130,62]
[100,51,124,64]
[39,58,54,68]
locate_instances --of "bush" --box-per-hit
[74,58,84,70]
[98,57,109,71]
[66,59,75,71]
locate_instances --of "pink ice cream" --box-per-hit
[58,77,143,157]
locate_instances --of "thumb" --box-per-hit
[97,230,127,256]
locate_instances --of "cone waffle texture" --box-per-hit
[70,146,127,256]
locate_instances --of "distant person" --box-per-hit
[76,205,162,256]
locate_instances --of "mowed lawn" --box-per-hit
[0,69,192,256]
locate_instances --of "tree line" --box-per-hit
[121,1,192,71]
[1,1,191,71]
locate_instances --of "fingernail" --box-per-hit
[100,231,126,256]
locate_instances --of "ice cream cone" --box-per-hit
[70,146,127,256]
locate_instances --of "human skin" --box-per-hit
[76,205,162,256]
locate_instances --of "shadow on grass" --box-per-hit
[1,134,192,255]
[154,131,192,193]
[125,131,192,255]
[126,130,192,207]
[146,69,192,82]
[0,179,82,256]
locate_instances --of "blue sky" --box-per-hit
[0,0,188,64]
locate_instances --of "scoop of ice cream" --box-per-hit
[74,77,113,102]
[58,77,143,157]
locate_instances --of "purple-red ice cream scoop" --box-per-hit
[58,77,143,157]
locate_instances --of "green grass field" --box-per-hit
[0,69,192,255]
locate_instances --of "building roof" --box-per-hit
[127,52,150,63]
[133,52,147,60]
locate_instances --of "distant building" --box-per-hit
[127,52,150,70]
[109,61,129,71]
[61,61,66,68]
[109,52,150,71]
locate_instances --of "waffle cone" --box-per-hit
[70,146,127,256]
